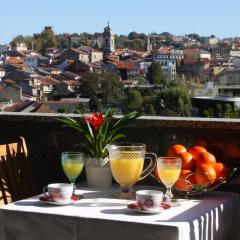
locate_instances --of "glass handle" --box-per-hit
[139,152,157,181]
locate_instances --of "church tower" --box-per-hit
[145,36,152,52]
[102,21,115,57]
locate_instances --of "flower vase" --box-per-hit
[85,157,113,189]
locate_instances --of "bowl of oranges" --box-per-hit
[153,143,238,196]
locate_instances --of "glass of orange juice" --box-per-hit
[108,143,156,199]
[157,157,182,205]
[61,152,85,194]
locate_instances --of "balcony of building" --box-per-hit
[0,112,239,193]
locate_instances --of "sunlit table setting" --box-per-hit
[0,186,239,240]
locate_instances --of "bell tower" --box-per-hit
[102,21,115,57]
[145,36,152,52]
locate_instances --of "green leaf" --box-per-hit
[77,143,95,157]
[86,122,94,138]
[85,132,94,145]
[57,117,84,133]
[96,133,104,158]
[107,133,125,144]
[112,111,139,129]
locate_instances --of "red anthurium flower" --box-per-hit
[86,113,104,129]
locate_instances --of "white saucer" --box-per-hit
[39,199,74,206]
[127,206,163,214]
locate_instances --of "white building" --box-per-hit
[230,45,240,58]
[153,47,184,80]
[0,45,11,53]
[199,49,211,60]
[23,56,48,68]
[13,42,27,51]
[0,68,5,81]
[205,37,219,46]
[23,57,39,68]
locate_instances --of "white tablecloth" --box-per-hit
[0,187,239,240]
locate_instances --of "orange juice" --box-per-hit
[110,151,144,187]
[158,168,181,187]
[62,162,84,180]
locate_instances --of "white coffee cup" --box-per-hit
[136,190,163,211]
[43,183,73,202]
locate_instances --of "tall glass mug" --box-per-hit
[108,143,157,199]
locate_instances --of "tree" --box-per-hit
[142,103,156,116]
[80,72,124,105]
[89,95,102,112]
[11,35,25,46]
[101,72,125,104]
[155,86,192,116]
[40,28,57,52]
[223,104,236,118]
[123,89,143,113]
[74,103,86,114]
[57,108,69,113]
[80,73,101,98]
[203,108,215,118]
[146,62,166,85]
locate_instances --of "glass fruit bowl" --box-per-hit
[152,166,238,197]
[173,167,238,197]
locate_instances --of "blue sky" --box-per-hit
[0,0,239,43]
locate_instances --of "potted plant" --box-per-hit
[58,109,139,188]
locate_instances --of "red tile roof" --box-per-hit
[71,48,88,55]
[4,79,17,85]
[35,104,54,113]
[3,101,32,112]
[112,61,137,70]
[42,100,81,104]
[62,80,79,85]
[79,45,102,53]
[182,48,198,55]
[44,77,60,85]
[183,58,200,64]
[157,47,173,53]
[7,57,23,64]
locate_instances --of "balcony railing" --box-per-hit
[0,112,239,193]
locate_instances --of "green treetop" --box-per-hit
[146,62,166,85]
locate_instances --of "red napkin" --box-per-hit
[127,202,171,210]
[39,195,81,202]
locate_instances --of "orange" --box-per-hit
[188,146,207,161]
[178,152,194,170]
[196,151,216,167]
[214,162,228,182]
[195,164,216,185]
[167,144,187,157]
[175,170,196,190]
[207,145,226,162]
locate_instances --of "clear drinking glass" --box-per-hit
[61,152,85,193]
[157,157,182,205]
[108,143,157,199]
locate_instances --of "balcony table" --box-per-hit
[0,186,239,240]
